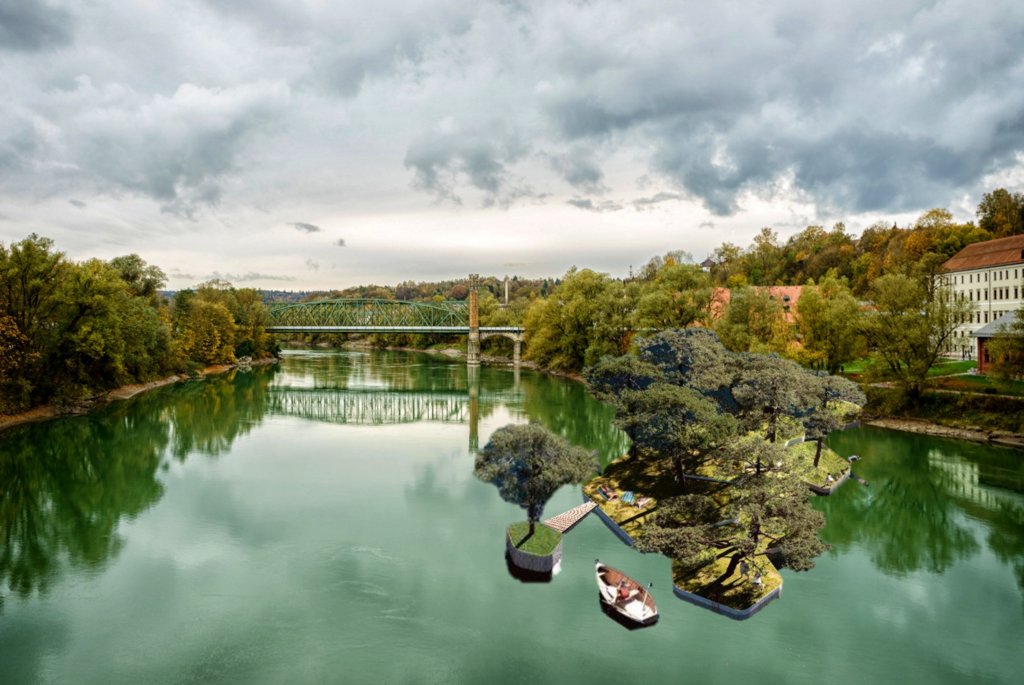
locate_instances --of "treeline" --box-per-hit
[0,235,278,414]
[293,274,558,314]
[523,252,985,406]
[708,189,1023,293]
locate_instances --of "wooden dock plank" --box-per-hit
[542,501,598,534]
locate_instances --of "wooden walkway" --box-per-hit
[542,501,597,534]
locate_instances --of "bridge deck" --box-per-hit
[542,501,598,534]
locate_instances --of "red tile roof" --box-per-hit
[941,235,1024,272]
[712,286,804,323]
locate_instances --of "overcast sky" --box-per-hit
[2,0,1023,289]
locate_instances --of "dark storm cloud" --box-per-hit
[2,0,1024,250]
[527,0,1024,215]
[292,222,321,233]
[0,0,72,52]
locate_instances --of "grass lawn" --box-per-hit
[934,375,1024,396]
[673,553,782,611]
[841,356,977,378]
[927,360,978,376]
[507,522,562,556]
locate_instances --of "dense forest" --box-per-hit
[0,235,278,414]
[707,189,1023,293]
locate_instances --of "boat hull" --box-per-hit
[595,561,658,627]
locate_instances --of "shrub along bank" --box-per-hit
[865,387,1024,435]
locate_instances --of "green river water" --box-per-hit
[1,348,1023,684]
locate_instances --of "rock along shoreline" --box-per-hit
[0,357,280,434]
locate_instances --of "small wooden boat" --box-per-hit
[595,559,658,626]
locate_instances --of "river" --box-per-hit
[1,348,1022,684]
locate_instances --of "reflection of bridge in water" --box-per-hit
[266,368,521,451]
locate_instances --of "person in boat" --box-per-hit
[617,580,632,602]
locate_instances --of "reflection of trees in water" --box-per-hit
[0,352,630,609]
[166,367,278,459]
[0,366,279,606]
[278,349,465,394]
[985,500,1024,610]
[823,428,1024,606]
[0,401,168,601]
[514,371,630,467]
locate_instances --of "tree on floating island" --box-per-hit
[475,423,599,545]
[584,329,865,609]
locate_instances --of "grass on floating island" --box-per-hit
[582,454,680,536]
[507,522,562,556]
[673,552,783,611]
[788,441,850,487]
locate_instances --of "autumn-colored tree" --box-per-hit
[977,189,1024,238]
[180,300,237,366]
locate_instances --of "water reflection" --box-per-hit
[824,427,1024,607]
[0,368,277,606]
[6,349,1021,623]
[268,349,630,461]
[0,349,629,608]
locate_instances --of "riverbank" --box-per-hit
[862,417,1024,449]
[863,387,1024,449]
[0,356,280,434]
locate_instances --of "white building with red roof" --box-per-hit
[939,235,1024,357]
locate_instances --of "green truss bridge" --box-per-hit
[265,275,523,365]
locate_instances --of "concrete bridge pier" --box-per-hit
[467,273,481,366]
[468,363,480,452]
[513,338,522,365]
